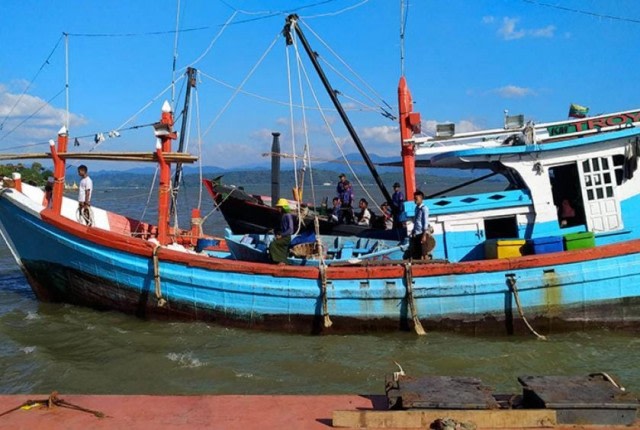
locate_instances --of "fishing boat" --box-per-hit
[223,228,408,266]
[1,14,640,336]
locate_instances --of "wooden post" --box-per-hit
[51,127,68,214]
[11,173,22,192]
[156,101,176,245]
[398,77,418,198]
[190,208,202,246]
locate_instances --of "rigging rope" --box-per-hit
[194,88,204,209]
[289,30,386,217]
[171,0,182,104]
[0,87,65,144]
[178,11,238,74]
[285,36,302,232]
[201,32,280,138]
[0,34,64,133]
[317,55,396,120]
[300,20,395,117]
[301,0,369,18]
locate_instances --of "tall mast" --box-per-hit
[171,67,197,214]
[283,14,393,206]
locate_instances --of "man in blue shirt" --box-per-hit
[391,182,405,225]
[411,190,431,260]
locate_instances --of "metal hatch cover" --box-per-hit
[385,375,499,410]
[518,374,639,425]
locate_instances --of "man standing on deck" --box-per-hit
[411,190,431,260]
[77,164,93,226]
[391,182,405,225]
[269,198,295,264]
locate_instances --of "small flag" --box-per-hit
[569,103,589,118]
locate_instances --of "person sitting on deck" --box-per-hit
[329,197,341,223]
[559,198,576,227]
[356,198,371,226]
[380,201,393,230]
[269,198,296,265]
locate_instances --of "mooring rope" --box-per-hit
[152,245,167,307]
[0,391,106,419]
[506,275,547,340]
[315,217,332,328]
[403,262,426,335]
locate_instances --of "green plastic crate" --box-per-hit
[563,231,595,251]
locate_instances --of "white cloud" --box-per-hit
[498,17,526,40]
[488,17,555,40]
[360,125,398,144]
[530,25,556,38]
[0,87,87,145]
[493,85,535,98]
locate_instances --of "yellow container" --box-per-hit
[485,239,526,259]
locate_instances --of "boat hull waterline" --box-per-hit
[2,189,640,335]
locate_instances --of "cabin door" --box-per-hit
[443,218,485,262]
[578,156,622,232]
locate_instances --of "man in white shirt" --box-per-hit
[78,165,93,225]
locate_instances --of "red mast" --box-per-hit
[398,77,420,197]
[51,126,68,214]
[156,101,177,245]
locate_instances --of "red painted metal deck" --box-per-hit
[0,394,638,429]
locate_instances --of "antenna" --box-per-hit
[64,33,70,130]
[399,0,405,76]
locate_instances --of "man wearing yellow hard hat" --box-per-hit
[269,198,295,264]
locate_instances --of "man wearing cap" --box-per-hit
[336,173,347,197]
[391,182,405,215]
[269,198,295,264]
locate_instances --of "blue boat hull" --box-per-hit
[2,190,640,334]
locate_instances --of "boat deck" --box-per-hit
[0,393,637,429]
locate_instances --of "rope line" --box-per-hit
[0,391,106,419]
[0,87,65,144]
[0,35,64,132]
[153,244,167,307]
[403,262,426,335]
[300,19,395,115]
[201,32,280,138]
[288,30,385,217]
[316,218,332,328]
[506,275,547,340]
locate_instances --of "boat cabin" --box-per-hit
[408,117,640,263]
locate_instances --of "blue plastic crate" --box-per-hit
[531,236,563,255]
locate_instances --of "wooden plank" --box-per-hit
[0,152,197,163]
[332,409,557,429]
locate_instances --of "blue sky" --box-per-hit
[2,0,640,171]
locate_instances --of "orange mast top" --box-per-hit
[398,76,421,198]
